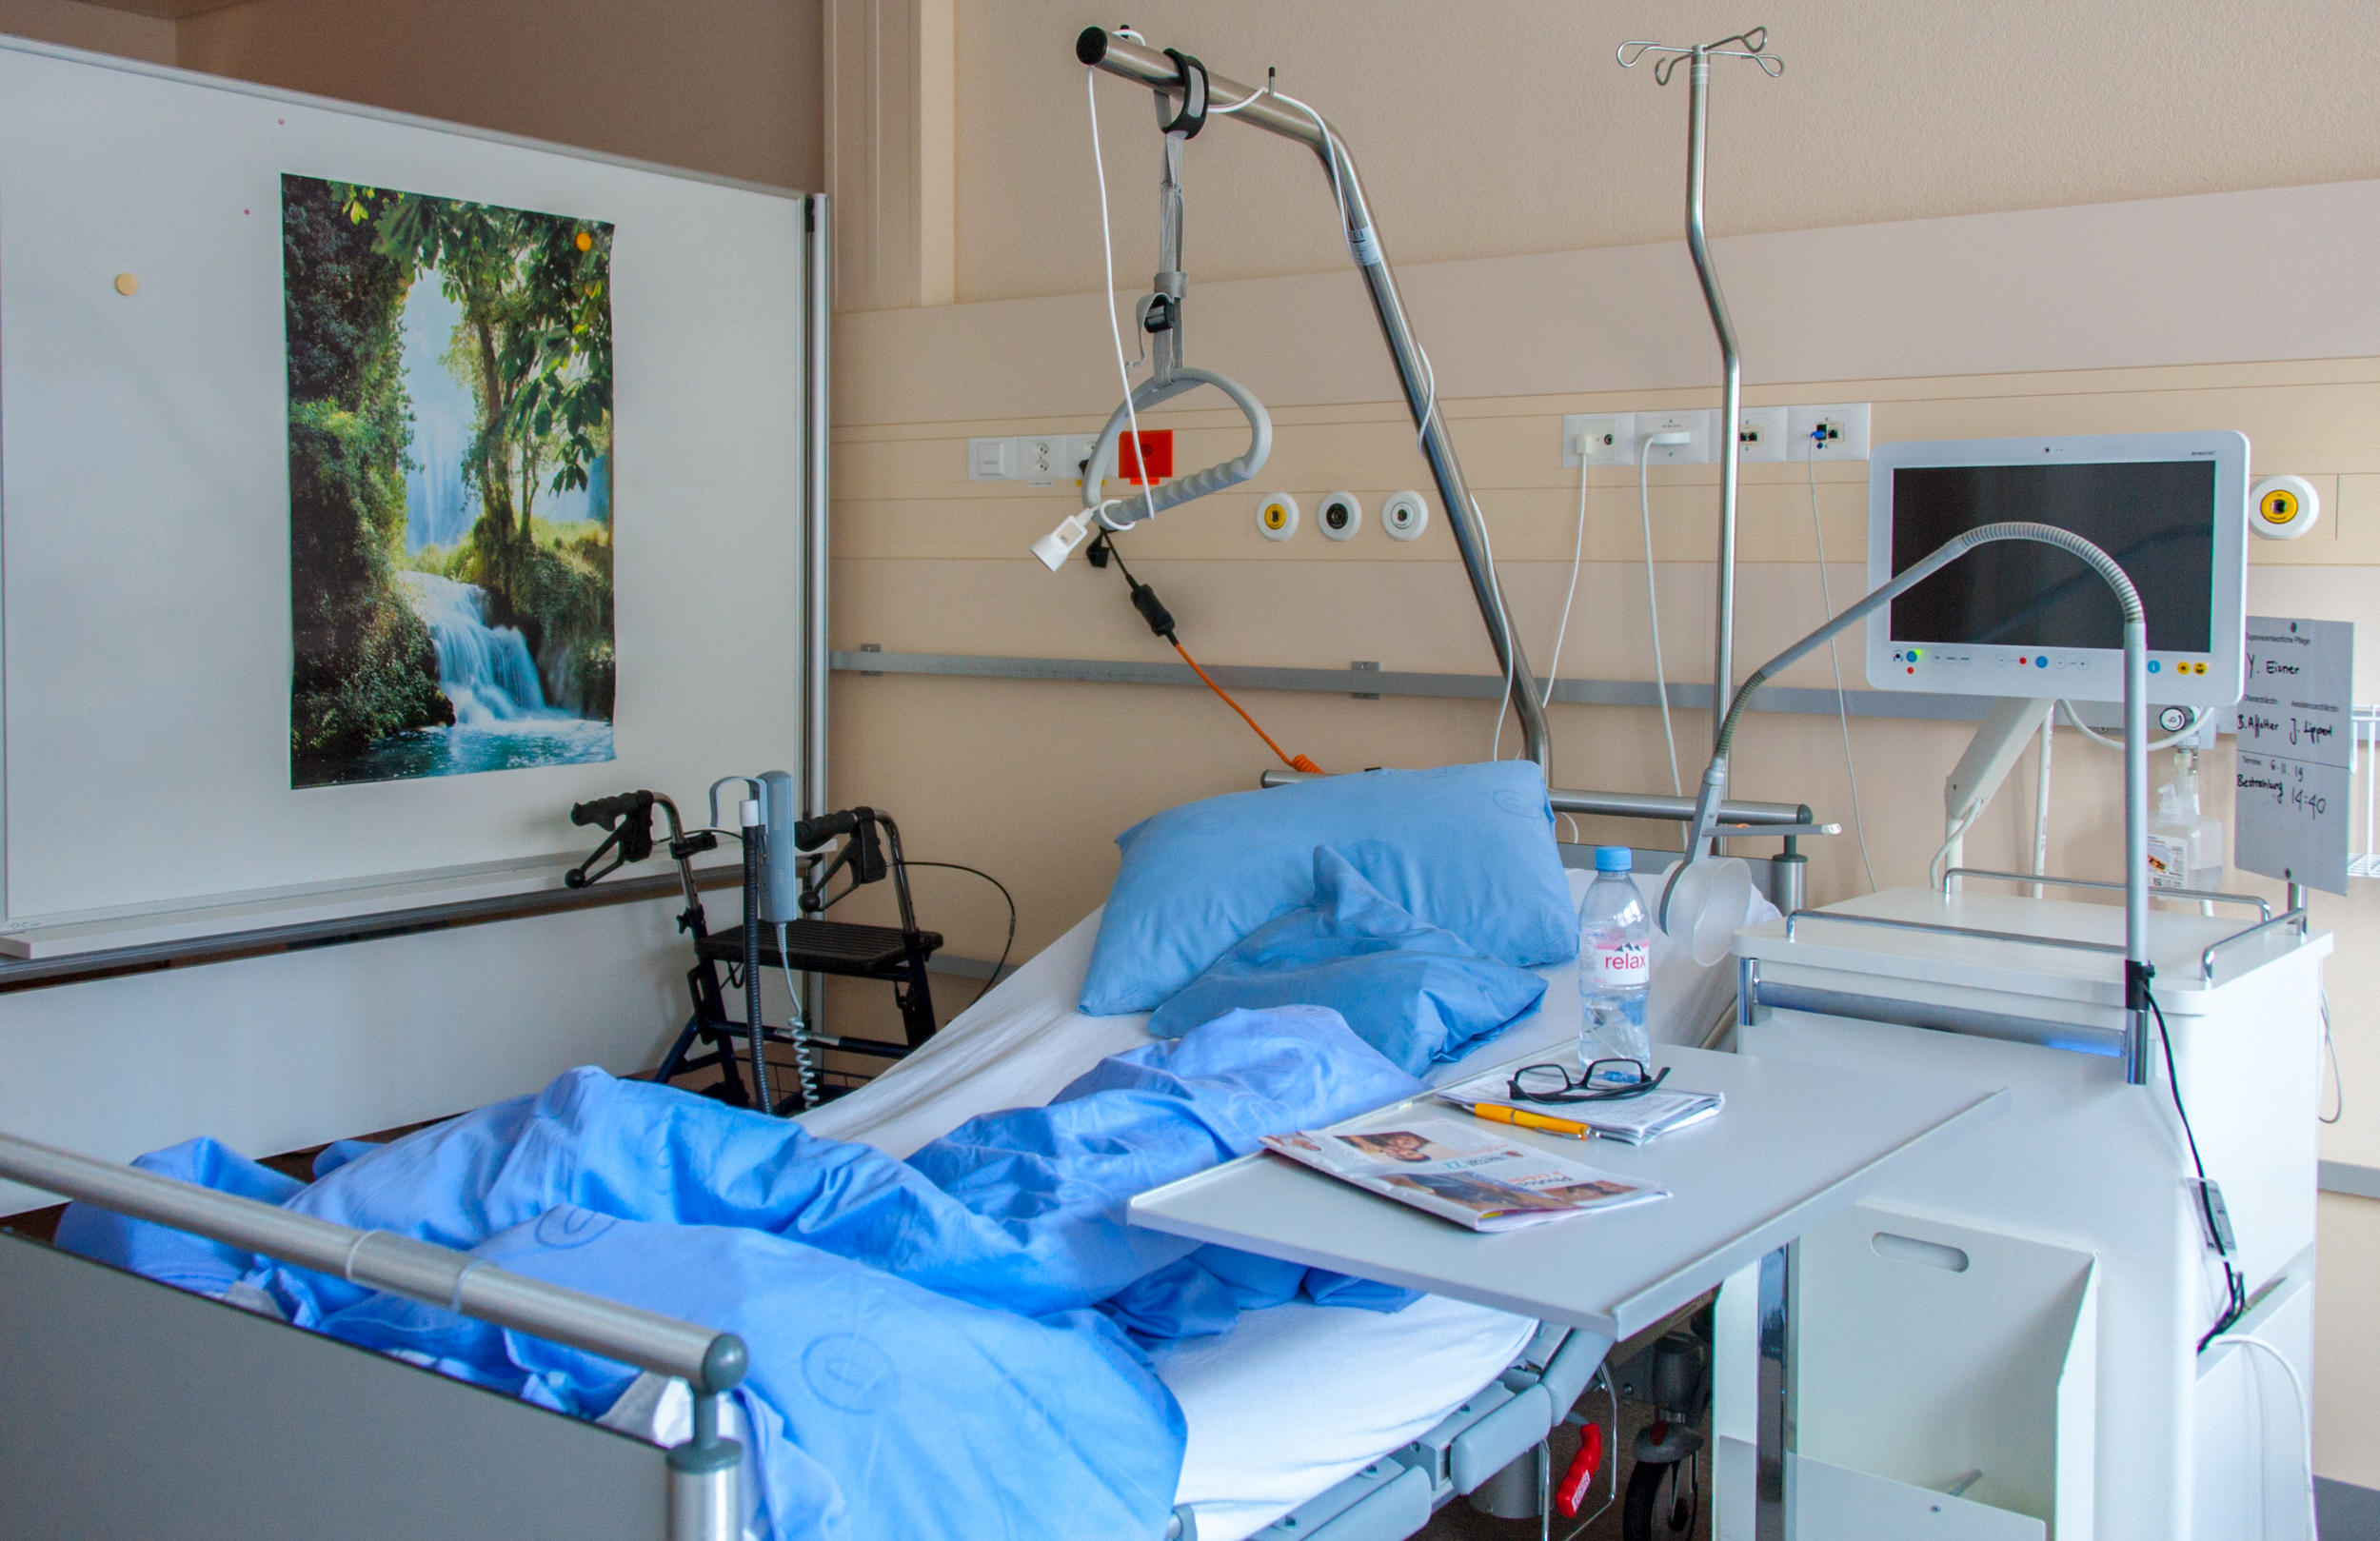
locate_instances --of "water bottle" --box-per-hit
[1578,846,1653,1075]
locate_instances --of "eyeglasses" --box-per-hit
[1507,1059,1671,1104]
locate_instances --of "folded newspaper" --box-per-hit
[1433,1069,1724,1145]
[1259,1116,1668,1233]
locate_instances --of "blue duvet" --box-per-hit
[56,1006,1422,1541]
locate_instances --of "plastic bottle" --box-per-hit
[1578,846,1653,1075]
[2147,747,2225,901]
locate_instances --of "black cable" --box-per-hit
[906,860,1017,1008]
[2150,984,2245,1350]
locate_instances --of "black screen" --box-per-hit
[1888,460,2216,653]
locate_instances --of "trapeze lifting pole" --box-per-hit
[1078,27,1554,773]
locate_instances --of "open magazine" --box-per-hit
[1433,1069,1723,1145]
[1259,1116,1668,1234]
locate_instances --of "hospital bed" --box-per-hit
[0,847,1776,1541]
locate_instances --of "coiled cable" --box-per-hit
[773,921,822,1111]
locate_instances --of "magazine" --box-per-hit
[1433,1069,1724,1145]
[1259,1116,1668,1234]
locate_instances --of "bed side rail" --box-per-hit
[0,1130,745,1541]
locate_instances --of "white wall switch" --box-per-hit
[1785,403,1873,461]
[968,436,1015,481]
[1561,413,1634,468]
[1735,405,1790,464]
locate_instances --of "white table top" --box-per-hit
[1129,1045,2007,1339]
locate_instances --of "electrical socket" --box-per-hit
[1786,403,1872,461]
[1636,407,1717,465]
[1734,405,1790,464]
[1020,435,1061,485]
[1560,413,1634,468]
[1058,433,1099,482]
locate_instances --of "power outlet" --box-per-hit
[1786,403,1873,461]
[1020,435,1061,485]
[1637,407,1717,465]
[1561,413,1634,468]
[1058,433,1099,482]
[1734,405,1790,464]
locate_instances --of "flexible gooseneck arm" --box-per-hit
[1662,522,2154,1083]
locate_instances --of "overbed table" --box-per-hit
[1129,1044,2009,1539]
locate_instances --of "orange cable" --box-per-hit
[1173,641,1322,774]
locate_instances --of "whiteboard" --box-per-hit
[0,41,812,946]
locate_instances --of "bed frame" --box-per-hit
[0,1134,746,1541]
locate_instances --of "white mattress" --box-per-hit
[802,867,1771,1540]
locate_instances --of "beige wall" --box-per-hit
[177,0,824,191]
[949,0,2380,303]
[0,0,169,61]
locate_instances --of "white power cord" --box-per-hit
[1084,68,1159,534]
[2214,1334,2315,1541]
[1638,435,1683,795]
[1274,82,1526,768]
[1808,437,1878,891]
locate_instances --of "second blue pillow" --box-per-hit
[1147,847,1547,1077]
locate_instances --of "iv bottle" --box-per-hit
[2147,747,2225,898]
[1578,846,1653,1074]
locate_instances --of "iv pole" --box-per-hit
[1618,30,1783,748]
[1079,28,1554,772]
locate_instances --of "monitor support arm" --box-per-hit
[1940,697,2056,875]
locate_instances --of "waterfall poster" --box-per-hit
[283,174,615,790]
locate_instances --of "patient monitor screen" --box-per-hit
[1888,461,2217,654]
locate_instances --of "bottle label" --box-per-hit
[1589,940,1650,988]
[2145,834,2189,892]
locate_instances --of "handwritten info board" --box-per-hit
[2232,617,2353,894]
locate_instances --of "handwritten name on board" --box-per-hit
[2233,616,2353,894]
[2236,618,2353,771]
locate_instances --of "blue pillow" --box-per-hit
[1081,761,1575,1016]
[1146,847,1547,1075]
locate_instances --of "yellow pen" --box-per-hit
[1451,1100,1595,1140]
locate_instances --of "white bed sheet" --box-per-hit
[802,867,1772,1539]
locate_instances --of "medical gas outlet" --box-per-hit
[1381,490,1429,540]
[1319,492,1363,540]
[1257,493,1299,540]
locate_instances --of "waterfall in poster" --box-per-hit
[333,573,614,780]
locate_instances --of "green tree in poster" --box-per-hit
[284,175,450,766]
[334,185,613,629]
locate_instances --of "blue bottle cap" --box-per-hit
[1594,846,1632,873]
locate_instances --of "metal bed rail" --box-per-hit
[0,1131,747,1541]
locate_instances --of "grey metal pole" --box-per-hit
[666,1391,744,1541]
[1077,28,1552,771]
[1685,48,1745,752]
[2123,618,2150,1084]
[802,192,832,1048]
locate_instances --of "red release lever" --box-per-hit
[1555,1422,1605,1518]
